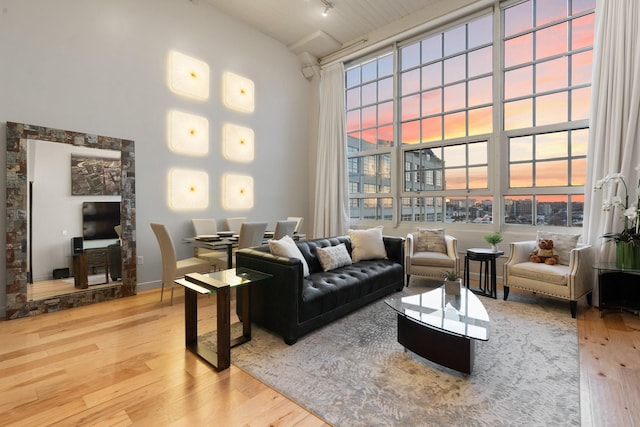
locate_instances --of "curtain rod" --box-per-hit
[320,0,496,68]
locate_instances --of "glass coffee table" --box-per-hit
[385,286,490,374]
[174,267,272,371]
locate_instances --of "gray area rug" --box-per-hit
[231,280,580,426]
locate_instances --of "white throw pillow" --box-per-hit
[269,235,310,276]
[349,226,387,263]
[536,231,581,266]
[316,243,352,272]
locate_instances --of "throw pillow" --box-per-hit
[316,243,352,272]
[349,226,387,263]
[268,235,310,276]
[536,231,581,266]
[414,228,447,254]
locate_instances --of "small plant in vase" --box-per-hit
[484,232,503,252]
[442,270,462,295]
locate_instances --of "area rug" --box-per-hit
[231,281,580,426]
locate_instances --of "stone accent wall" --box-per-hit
[5,122,136,319]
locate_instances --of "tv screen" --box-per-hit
[82,201,121,240]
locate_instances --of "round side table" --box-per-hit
[464,248,504,299]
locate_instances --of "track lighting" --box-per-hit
[320,0,333,17]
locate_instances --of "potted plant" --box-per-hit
[442,270,462,295]
[484,232,503,252]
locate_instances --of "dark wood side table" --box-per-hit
[72,253,88,289]
[174,268,272,371]
[593,263,640,317]
[464,248,504,299]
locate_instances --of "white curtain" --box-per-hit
[583,0,640,303]
[312,63,349,238]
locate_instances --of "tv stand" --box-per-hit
[72,247,110,289]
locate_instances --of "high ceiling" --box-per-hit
[202,0,454,61]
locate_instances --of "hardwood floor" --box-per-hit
[1,286,638,426]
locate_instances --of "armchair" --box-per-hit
[405,231,458,285]
[503,240,593,318]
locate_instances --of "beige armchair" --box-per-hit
[405,232,458,286]
[503,239,593,318]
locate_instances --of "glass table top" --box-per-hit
[175,267,272,295]
[385,287,491,341]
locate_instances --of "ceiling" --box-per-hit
[201,0,452,62]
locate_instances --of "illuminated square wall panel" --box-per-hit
[222,123,254,163]
[169,110,209,156]
[168,169,209,210]
[223,71,255,113]
[168,51,210,100]
[222,174,254,210]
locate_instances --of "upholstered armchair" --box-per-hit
[405,230,458,285]
[503,233,593,318]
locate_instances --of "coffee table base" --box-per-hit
[397,313,475,374]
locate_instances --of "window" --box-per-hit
[345,0,595,228]
[503,0,594,226]
[399,14,495,223]
[347,53,395,220]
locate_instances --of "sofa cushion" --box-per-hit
[349,227,386,262]
[536,231,580,266]
[299,259,403,322]
[414,228,446,253]
[508,262,570,286]
[269,235,310,276]
[316,243,352,272]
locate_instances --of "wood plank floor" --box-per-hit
[1,287,638,426]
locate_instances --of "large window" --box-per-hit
[345,0,595,228]
[503,0,594,227]
[347,53,395,220]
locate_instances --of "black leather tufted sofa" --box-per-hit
[236,235,404,344]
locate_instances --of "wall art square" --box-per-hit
[71,155,121,196]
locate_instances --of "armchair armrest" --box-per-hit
[568,243,594,299]
[505,241,536,266]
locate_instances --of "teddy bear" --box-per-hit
[530,238,559,265]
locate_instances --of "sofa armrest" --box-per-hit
[568,243,594,299]
[445,235,458,260]
[384,235,405,267]
[236,247,303,343]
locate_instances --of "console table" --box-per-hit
[174,268,272,371]
[464,248,504,299]
[72,247,109,289]
[593,263,640,316]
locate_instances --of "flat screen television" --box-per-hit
[82,201,121,240]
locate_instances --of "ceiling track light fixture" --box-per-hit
[320,0,333,16]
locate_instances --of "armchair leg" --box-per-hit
[406,275,410,287]
[503,285,510,301]
[586,292,593,306]
[570,301,577,318]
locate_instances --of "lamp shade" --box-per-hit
[169,110,209,156]
[222,173,254,210]
[168,50,210,100]
[222,123,254,163]
[168,168,209,210]
[222,71,255,113]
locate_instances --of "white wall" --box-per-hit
[0,0,313,314]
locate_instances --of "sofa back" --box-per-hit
[296,236,351,275]
[247,235,404,276]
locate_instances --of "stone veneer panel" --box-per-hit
[5,122,136,319]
